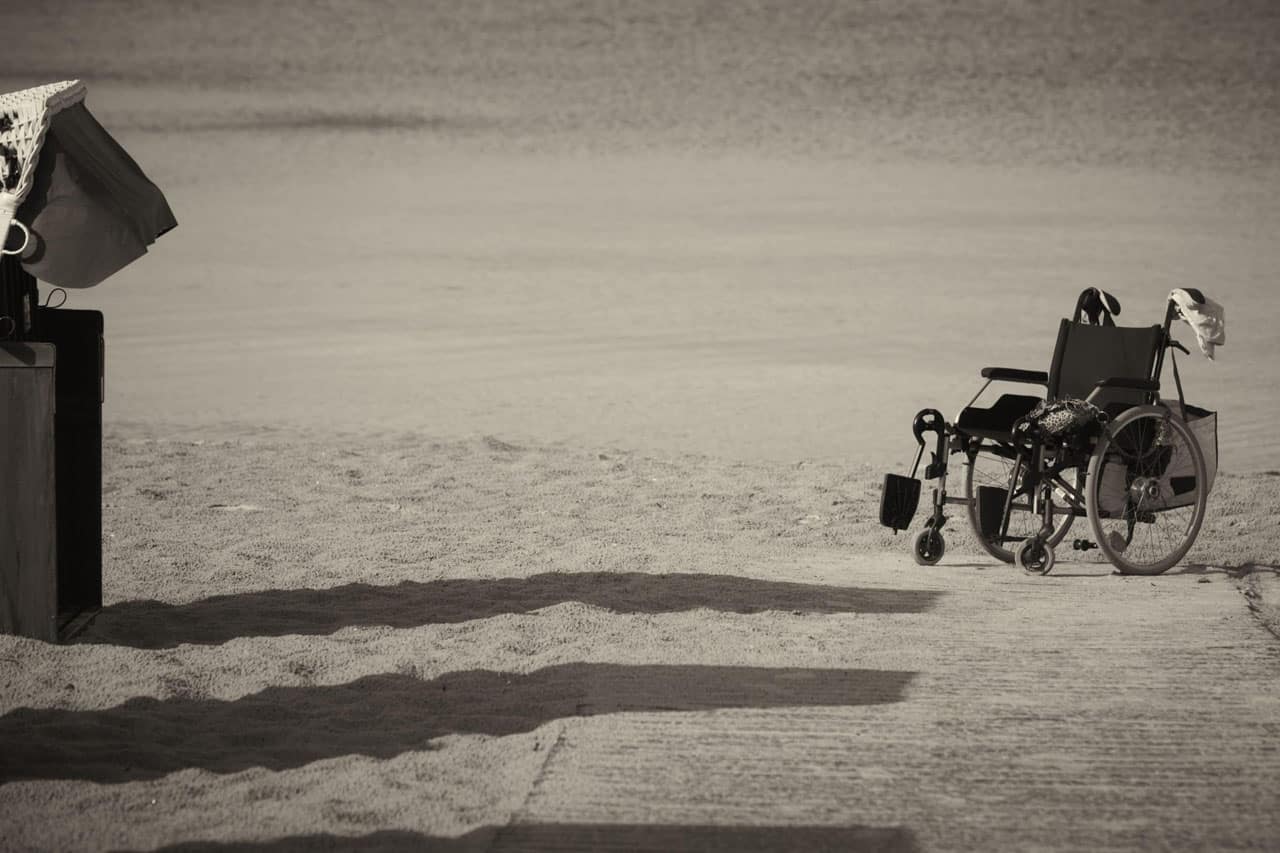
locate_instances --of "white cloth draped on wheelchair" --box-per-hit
[1170,289,1225,359]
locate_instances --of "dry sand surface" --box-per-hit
[19,137,1280,472]
[0,431,1278,850]
[3,1,1280,850]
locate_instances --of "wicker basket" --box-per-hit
[0,80,86,254]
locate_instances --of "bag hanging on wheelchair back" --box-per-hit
[1172,403,1218,499]
[1094,403,1218,515]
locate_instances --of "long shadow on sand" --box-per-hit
[81,572,942,649]
[0,663,915,785]
[149,823,920,852]
[1170,562,1280,578]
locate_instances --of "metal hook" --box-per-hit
[1,219,30,257]
[43,287,67,309]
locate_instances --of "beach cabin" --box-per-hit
[1,81,174,641]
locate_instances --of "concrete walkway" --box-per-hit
[497,558,1280,852]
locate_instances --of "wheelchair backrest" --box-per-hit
[1047,319,1164,411]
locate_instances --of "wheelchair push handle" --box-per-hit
[1073,288,1122,326]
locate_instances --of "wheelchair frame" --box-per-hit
[882,289,1209,575]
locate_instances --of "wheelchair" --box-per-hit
[881,288,1214,576]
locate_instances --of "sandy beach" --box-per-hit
[2,432,1278,850]
[2,1,1279,849]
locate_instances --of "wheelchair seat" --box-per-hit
[957,393,1040,442]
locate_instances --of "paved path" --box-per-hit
[496,558,1280,852]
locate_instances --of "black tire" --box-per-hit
[912,528,945,566]
[1086,406,1208,576]
[964,444,1077,563]
[1014,537,1056,575]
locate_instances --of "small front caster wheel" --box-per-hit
[1015,537,1055,575]
[913,528,945,566]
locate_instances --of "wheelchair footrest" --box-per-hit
[880,474,921,532]
[976,486,1008,540]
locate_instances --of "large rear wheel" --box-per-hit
[1086,406,1208,575]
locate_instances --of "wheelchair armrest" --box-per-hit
[1085,377,1159,404]
[980,367,1048,385]
[1093,377,1160,391]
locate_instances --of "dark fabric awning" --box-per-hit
[16,100,176,289]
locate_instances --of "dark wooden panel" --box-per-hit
[36,309,104,626]
[0,256,38,341]
[0,342,57,642]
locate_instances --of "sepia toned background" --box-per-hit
[3,3,1280,851]
[2,0,1277,469]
